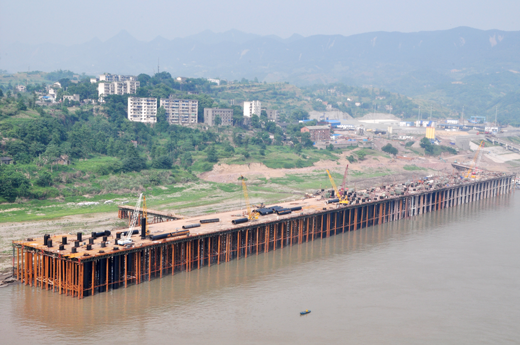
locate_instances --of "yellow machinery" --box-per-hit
[240,175,259,220]
[425,127,436,140]
[464,141,484,178]
[326,169,349,205]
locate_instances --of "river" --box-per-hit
[1,193,519,344]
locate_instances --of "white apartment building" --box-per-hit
[243,100,261,117]
[160,98,198,125]
[98,81,140,97]
[207,78,221,85]
[128,97,157,123]
[99,74,137,82]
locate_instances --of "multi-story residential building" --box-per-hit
[266,109,279,122]
[128,97,157,123]
[91,74,137,84]
[243,100,261,117]
[98,81,140,97]
[300,125,331,142]
[204,108,233,126]
[99,74,137,82]
[63,94,80,102]
[160,97,198,125]
[16,85,26,92]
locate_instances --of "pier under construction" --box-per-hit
[12,172,515,298]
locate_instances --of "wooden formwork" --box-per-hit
[13,175,515,298]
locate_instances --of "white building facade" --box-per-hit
[160,98,198,125]
[98,81,140,97]
[243,100,261,117]
[128,97,157,123]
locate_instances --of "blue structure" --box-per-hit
[469,116,486,124]
[323,119,341,128]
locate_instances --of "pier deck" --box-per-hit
[13,172,515,298]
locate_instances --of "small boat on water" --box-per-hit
[300,310,311,315]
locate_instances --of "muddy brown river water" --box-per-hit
[1,193,519,344]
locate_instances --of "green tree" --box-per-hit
[152,155,172,169]
[214,115,222,126]
[251,115,261,129]
[137,74,151,87]
[17,98,27,111]
[346,155,357,163]
[357,151,366,160]
[382,143,398,155]
[155,106,169,132]
[207,146,218,163]
[122,145,146,172]
[290,109,310,121]
[36,171,53,187]
[181,152,193,168]
[420,137,434,155]
[232,105,244,126]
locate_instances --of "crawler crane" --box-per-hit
[240,176,259,220]
[326,169,349,205]
[118,193,148,245]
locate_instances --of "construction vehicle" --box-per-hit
[326,169,349,205]
[464,141,484,179]
[240,176,259,220]
[118,193,145,245]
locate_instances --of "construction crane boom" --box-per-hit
[119,193,143,245]
[340,164,349,195]
[464,141,484,178]
[326,169,349,204]
[240,176,258,220]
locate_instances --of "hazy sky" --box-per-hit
[1,0,519,45]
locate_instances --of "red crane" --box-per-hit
[340,164,349,196]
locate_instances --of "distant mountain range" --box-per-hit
[2,27,520,92]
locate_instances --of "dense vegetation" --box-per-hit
[0,77,336,202]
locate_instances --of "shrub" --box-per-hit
[36,171,53,187]
[382,143,398,155]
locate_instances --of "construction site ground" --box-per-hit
[1,144,518,272]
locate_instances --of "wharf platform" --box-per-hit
[117,205,182,225]
[13,172,516,298]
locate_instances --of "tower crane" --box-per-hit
[240,176,259,220]
[464,141,484,178]
[118,193,145,245]
[326,169,349,205]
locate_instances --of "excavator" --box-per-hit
[326,169,349,205]
[240,176,259,220]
